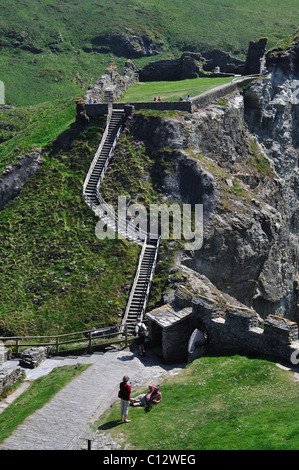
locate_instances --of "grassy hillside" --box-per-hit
[1,0,299,106]
[0,106,142,336]
[96,355,299,450]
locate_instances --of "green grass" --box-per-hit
[1,0,299,106]
[0,118,140,336]
[0,364,90,443]
[119,77,234,102]
[95,355,299,450]
[0,98,76,174]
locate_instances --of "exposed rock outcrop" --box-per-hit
[0,152,42,211]
[130,67,298,322]
[138,50,241,81]
[91,33,163,58]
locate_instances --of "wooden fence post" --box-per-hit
[88,331,92,351]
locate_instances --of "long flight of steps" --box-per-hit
[124,238,160,335]
[83,105,160,337]
[84,109,125,204]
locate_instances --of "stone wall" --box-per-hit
[147,289,299,364]
[192,295,299,363]
[192,82,238,110]
[83,101,192,119]
[84,60,139,104]
[138,50,244,81]
[0,367,24,396]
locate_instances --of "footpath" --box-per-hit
[0,345,186,450]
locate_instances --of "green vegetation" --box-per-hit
[267,27,299,56]
[119,77,233,102]
[95,355,299,450]
[1,0,299,106]
[0,364,89,443]
[0,98,76,174]
[99,127,184,311]
[0,114,140,336]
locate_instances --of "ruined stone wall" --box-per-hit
[84,61,139,104]
[0,367,24,396]
[191,295,299,363]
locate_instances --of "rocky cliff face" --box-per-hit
[132,40,299,322]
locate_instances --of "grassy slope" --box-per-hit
[96,355,299,450]
[119,76,234,102]
[0,111,140,336]
[0,98,76,173]
[1,0,299,105]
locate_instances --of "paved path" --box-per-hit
[0,346,186,450]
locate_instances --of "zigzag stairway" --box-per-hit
[83,107,160,336]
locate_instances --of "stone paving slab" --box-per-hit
[0,346,185,450]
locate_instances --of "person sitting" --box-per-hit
[131,385,162,411]
[185,95,191,101]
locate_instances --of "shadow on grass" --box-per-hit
[98,420,123,430]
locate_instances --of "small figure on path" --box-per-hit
[119,375,131,422]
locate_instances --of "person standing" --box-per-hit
[119,375,131,422]
[135,319,147,356]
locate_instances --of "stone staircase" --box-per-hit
[83,108,125,205]
[122,238,160,334]
[83,106,160,333]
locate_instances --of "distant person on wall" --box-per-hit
[153,97,157,101]
[135,319,147,356]
[131,384,162,412]
[179,96,184,101]
[157,96,162,101]
[186,95,191,101]
[119,375,131,422]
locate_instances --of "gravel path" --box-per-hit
[0,346,186,450]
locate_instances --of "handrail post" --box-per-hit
[125,326,128,348]
[88,331,92,352]
[16,338,19,355]
[56,336,59,354]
